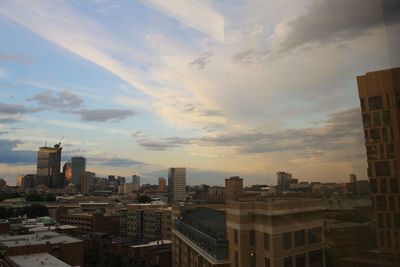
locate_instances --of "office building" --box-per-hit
[82,171,95,194]
[63,162,73,184]
[277,171,292,191]
[132,175,140,185]
[225,176,243,201]
[71,156,86,190]
[357,68,400,255]
[36,143,62,188]
[226,198,324,267]
[168,168,186,202]
[159,177,166,191]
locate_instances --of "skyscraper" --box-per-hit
[63,162,73,184]
[158,177,166,191]
[277,171,292,191]
[168,168,186,202]
[132,175,140,191]
[357,67,400,255]
[71,156,86,190]
[36,143,62,188]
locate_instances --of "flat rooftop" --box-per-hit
[0,231,81,247]
[7,253,71,267]
[131,240,172,248]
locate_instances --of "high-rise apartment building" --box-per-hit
[277,171,292,191]
[82,171,95,194]
[168,167,186,202]
[71,156,86,190]
[357,68,400,255]
[225,176,243,201]
[159,177,166,191]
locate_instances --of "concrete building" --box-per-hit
[71,156,86,190]
[0,231,83,266]
[82,171,95,194]
[277,171,292,191]
[58,212,120,235]
[225,176,243,201]
[226,198,324,267]
[172,206,230,267]
[356,67,400,256]
[127,204,172,241]
[168,168,186,202]
[159,177,166,191]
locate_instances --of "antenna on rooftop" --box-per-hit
[44,140,47,147]
[58,136,64,146]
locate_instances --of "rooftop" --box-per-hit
[7,253,71,267]
[181,207,226,240]
[131,240,172,248]
[0,231,81,247]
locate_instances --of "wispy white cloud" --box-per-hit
[138,0,224,41]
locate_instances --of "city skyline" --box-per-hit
[1,0,399,185]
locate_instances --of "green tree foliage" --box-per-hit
[137,195,152,204]
[26,204,48,218]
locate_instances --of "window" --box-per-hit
[265,257,270,267]
[386,144,395,159]
[234,229,238,244]
[264,233,269,249]
[370,128,380,142]
[283,232,292,249]
[235,252,239,267]
[250,253,256,267]
[308,227,322,244]
[375,161,390,176]
[372,112,381,126]
[362,113,371,127]
[370,179,378,193]
[394,214,400,229]
[367,145,377,160]
[284,257,293,267]
[250,230,255,246]
[369,95,383,110]
[382,111,391,125]
[295,230,305,247]
[376,196,387,211]
[380,178,387,193]
[309,250,323,267]
[390,178,399,193]
[378,213,384,228]
[295,254,306,267]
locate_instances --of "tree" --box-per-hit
[26,204,48,218]
[137,195,151,204]
[25,194,44,202]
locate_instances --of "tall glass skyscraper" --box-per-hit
[71,156,86,190]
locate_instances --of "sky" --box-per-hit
[0,0,399,186]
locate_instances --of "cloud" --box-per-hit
[78,109,136,122]
[0,53,32,63]
[0,103,41,123]
[0,139,37,164]
[274,0,400,52]
[89,156,143,167]
[27,90,85,110]
[190,52,212,70]
[137,137,190,151]
[138,0,224,41]
[137,108,364,161]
